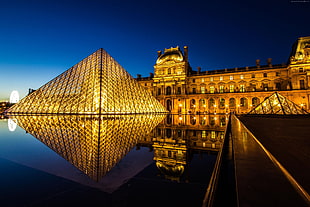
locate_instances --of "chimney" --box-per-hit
[256,59,260,68]
[157,50,162,58]
[137,74,141,79]
[149,73,154,78]
[184,46,188,61]
[267,58,272,67]
[197,67,201,74]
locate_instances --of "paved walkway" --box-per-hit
[231,115,309,207]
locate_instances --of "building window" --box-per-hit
[240,75,244,79]
[240,85,245,92]
[276,82,281,90]
[263,83,268,91]
[200,99,206,108]
[229,85,234,92]
[211,131,216,139]
[219,98,225,108]
[190,116,196,125]
[190,99,196,109]
[276,72,280,76]
[219,85,224,93]
[299,68,304,73]
[158,88,161,95]
[201,78,205,82]
[210,86,215,93]
[177,87,181,94]
[192,79,195,83]
[202,130,206,138]
[192,88,196,94]
[201,86,205,94]
[229,98,236,108]
[263,73,267,77]
[252,74,255,78]
[230,75,233,80]
[168,68,171,74]
[209,98,215,109]
[300,80,305,89]
[252,97,260,106]
[210,118,215,126]
[220,76,223,81]
[210,77,214,82]
[166,86,171,95]
[240,98,248,107]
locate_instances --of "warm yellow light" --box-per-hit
[301,103,304,107]
[179,104,182,107]
[214,104,217,107]
[179,116,183,120]
[203,105,206,108]
[193,105,196,108]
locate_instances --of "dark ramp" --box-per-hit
[231,115,309,207]
[239,115,310,193]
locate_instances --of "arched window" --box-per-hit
[190,116,196,125]
[220,116,226,127]
[229,98,236,108]
[200,99,206,108]
[252,97,260,107]
[240,98,248,108]
[209,98,215,109]
[219,98,225,109]
[166,99,172,111]
[166,86,171,95]
[190,99,196,109]
[209,116,215,126]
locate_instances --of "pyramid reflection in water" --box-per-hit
[7,48,166,114]
[10,114,165,181]
[248,92,308,115]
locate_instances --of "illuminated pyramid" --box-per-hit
[7,49,166,114]
[248,92,308,115]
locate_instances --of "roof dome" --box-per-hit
[156,46,184,64]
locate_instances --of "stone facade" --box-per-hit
[137,36,310,114]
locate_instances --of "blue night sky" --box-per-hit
[0,0,309,100]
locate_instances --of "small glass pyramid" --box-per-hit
[248,92,308,115]
[6,49,166,114]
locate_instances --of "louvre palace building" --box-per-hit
[136,36,310,114]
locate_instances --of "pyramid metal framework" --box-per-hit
[9,114,165,181]
[6,49,166,114]
[248,92,308,115]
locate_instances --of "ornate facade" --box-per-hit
[137,36,310,114]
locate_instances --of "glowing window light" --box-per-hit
[10,90,19,103]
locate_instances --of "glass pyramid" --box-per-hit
[6,49,166,114]
[248,92,308,115]
[9,114,165,182]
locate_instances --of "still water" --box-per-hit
[0,114,227,207]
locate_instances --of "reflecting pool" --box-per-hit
[0,114,227,207]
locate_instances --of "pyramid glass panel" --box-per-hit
[6,49,166,114]
[8,114,165,181]
[248,92,308,115]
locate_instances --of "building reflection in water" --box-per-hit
[8,114,165,181]
[139,114,228,182]
[8,113,227,189]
